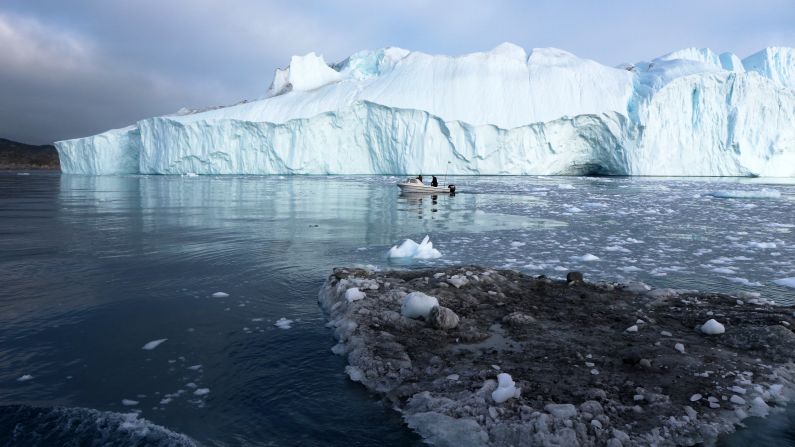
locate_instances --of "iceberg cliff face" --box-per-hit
[56,43,795,176]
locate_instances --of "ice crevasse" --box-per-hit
[55,44,795,176]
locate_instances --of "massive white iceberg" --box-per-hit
[56,44,795,176]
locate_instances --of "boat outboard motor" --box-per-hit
[448,184,456,195]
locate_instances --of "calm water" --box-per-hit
[1,172,793,446]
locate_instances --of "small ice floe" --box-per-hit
[16,374,33,382]
[183,172,199,177]
[193,388,210,396]
[492,373,520,404]
[660,331,672,337]
[675,343,686,354]
[211,292,229,298]
[774,277,795,289]
[711,267,735,275]
[122,399,139,406]
[142,339,167,350]
[388,235,442,260]
[187,364,202,371]
[345,287,367,302]
[446,374,460,381]
[690,394,702,402]
[274,318,293,329]
[571,254,600,262]
[625,325,639,333]
[748,241,777,249]
[730,395,746,405]
[401,292,439,319]
[558,183,575,190]
[709,189,781,199]
[16,172,30,176]
[700,319,726,335]
[725,277,762,287]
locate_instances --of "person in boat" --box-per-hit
[431,176,438,187]
[416,174,423,183]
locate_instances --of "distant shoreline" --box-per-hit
[0,138,60,170]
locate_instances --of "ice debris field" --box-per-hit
[359,176,795,304]
[56,44,795,176]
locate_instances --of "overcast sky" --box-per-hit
[1,0,793,144]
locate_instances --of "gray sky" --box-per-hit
[1,0,793,144]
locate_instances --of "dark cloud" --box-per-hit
[0,0,793,144]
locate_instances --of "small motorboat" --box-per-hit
[397,178,456,194]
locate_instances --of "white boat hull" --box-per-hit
[397,183,452,194]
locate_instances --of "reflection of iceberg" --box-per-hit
[55,44,795,177]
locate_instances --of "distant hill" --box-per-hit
[0,138,60,170]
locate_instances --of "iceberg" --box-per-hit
[56,43,795,176]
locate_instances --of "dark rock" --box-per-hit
[429,305,460,330]
[566,271,584,283]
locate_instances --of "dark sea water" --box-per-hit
[1,172,793,446]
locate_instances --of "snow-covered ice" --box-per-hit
[121,399,139,406]
[211,292,229,298]
[388,235,442,260]
[345,287,367,302]
[56,44,795,177]
[16,374,33,382]
[491,373,520,404]
[400,292,439,319]
[193,388,210,396]
[142,339,167,350]
[700,319,726,335]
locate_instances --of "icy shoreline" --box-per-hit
[319,266,795,446]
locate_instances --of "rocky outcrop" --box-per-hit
[319,266,795,446]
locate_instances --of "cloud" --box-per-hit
[0,1,792,144]
[0,12,234,144]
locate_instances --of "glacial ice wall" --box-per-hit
[55,43,795,176]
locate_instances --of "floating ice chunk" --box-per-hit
[571,254,600,262]
[274,317,293,329]
[187,364,202,371]
[159,397,173,405]
[211,292,229,298]
[625,325,639,333]
[661,331,672,337]
[700,319,725,335]
[675,343,686,354]
[345,287,367,302]
[446,374,460,381]
[690,394,702,402]
[388,235,442,260]
[492,373,520,404]
[725,277,763,287]
[774,277,795,289]
[730,395,746,405]
[122,399,139,406]
[711,267,735,274]
[193,388,210,396]
[709,189,781,199]
[750,396,770,417]
[748,241,777,249]
[558,184,575,190]
[17,374,33,382]
[142,339,167,350]
[401,292,439,319]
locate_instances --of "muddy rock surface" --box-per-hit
[318,266,795,446]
